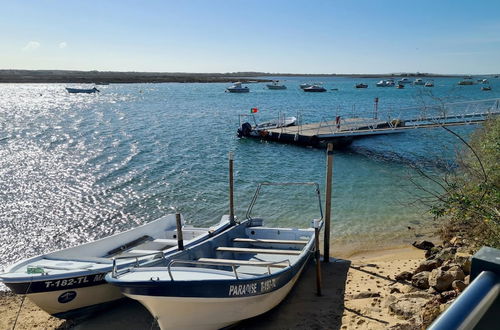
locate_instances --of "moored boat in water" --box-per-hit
[355,83,368,88]
[413,78,425,85]
[237,112,297,138]
[255,116,297,129]
[0,215,230,318]
[106,182,323,330]
[66,87,100,94]
[458,77,474,85]
[266,80,287,90]
[303,85,326,92]
[376,79,395,87]
[226,82,250,93]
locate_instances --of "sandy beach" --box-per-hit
[0,244,428,330]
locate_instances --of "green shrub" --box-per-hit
[432,117,500,249]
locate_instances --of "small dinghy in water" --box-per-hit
[0,214,230,318]
[66,87,100,94]
[106,182,323,330]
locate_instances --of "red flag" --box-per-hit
[250,107,258,113]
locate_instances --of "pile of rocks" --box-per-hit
[388,237,473,329]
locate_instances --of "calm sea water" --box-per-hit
[0,77,498,272]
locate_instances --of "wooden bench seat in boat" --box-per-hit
[197,258,289,268]
[105,235,153,257]
[115,240,182,257]
[233,238,308,245]
[216,247,302,255]
[152,238,180,245]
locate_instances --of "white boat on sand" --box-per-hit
[0,215,230,318]
[106,182,323,330]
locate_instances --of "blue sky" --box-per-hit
[1,0,499,74]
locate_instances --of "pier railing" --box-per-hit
[428,246,500,330]
[299,98,500,137]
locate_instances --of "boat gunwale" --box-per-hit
[105,222,316,299]
[0,216,230,287]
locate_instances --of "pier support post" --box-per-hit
[229,152,236,225]
[323,143,333,262]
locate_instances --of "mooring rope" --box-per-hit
[11,277,33,330]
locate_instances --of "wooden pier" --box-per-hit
[238,98,500,148]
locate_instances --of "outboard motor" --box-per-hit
[237,122,252,138]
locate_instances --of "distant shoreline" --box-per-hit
[0,69,493,84]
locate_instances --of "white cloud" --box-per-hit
[22,41,40,51]
[59,42,67,49]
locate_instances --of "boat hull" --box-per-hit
[66,88,99,94]
[266,85,287,90]
[1,215,230,318]
[226,88,249,93]
[27,283,122,318]
[124,263,305,330]
[303,88,326,92]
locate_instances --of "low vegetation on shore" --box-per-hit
[432,117,500,249]
[366,117,500,329]
[0,69,462,84]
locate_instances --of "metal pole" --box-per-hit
[175,213,184,250]
[314,220,322,295]
[323,143,333,262]
[229,152,236,225]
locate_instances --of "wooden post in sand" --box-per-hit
[176,213,184,250]
[229,152,236,225]
[323,143,333,262]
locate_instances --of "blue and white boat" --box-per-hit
[266,80,287,90]
[0,214,230,318]
[65,87,100,94]
[237,113,297,138]
[226,82,250,93]
[376,79,395,87]
[303,84,327,92]
[413,78,425,85]
[106,182,323,330]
